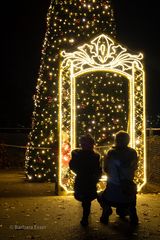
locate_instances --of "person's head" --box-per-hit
[80,134,95,150]
[114,131,130,147]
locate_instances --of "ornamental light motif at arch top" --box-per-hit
[58,34,146,193]
[61,34,143,77]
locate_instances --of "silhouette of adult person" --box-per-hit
[98,130,139,225]
[69,134,102,226]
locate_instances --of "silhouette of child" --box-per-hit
[98,131,139,225]
[69,134,102,226]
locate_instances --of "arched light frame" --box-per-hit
[58,34,146,193]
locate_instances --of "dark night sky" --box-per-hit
[1,0,160,128]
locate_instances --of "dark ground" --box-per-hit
[0,169,160,240]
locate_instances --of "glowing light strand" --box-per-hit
[62,34,143,76]
[59,34,146,192]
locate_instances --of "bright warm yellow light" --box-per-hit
[58,34,146,193]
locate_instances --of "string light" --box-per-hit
[59,34,145,192]
[25,0,116,183]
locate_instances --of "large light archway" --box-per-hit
[58,34,146,193]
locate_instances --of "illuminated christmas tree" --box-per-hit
[25,0,129,182]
